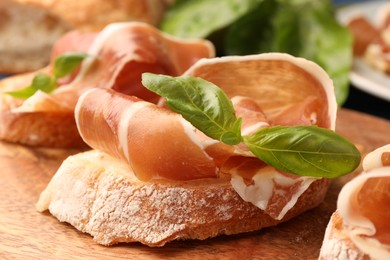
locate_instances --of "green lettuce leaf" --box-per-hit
[160,0,263,38]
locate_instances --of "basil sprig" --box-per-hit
[5,52,88,99]
[142,73,361,178]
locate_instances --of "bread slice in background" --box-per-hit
[0,0,170,74]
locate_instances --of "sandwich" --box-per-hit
[0,0,171,74]
[319,144,390,260]
[346,2,390,74]
[0,22,214,148]
[36,53,361,247]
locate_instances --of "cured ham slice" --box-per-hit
[14,22,215,111]
[183,54,336,130]
[0,22,214,147]
[75,88,218,181]
[75,53,336,220]
[336,145,390,259]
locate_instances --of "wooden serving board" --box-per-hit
[1,109,389,259]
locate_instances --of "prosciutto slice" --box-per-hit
[13,22,214,111]
[76,88,218,181]
[338,144,390,259]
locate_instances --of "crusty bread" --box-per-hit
[0,109,84,148]
[319,211,368,260]
[0,0,170,73]
[0,71,85,148]
[36,150,330,247]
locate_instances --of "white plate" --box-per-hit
[337,0,390,102]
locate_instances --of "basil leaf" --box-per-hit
[5,86,38,99]
[5,73,57,99]
[243,125,361,178]
[160,0,263,38]
[53,52,89,79]
[31,73,57,93]
[142,73,242,145]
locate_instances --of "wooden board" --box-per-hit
[1,109,389,259]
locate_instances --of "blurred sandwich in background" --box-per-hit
[0,0,171,74]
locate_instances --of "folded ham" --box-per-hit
[0,22,214,147]
[15,22,215,111]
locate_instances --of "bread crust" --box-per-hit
[0,71,86,148]
[319,211,368,260]
[37,150,330,247]
[0,109,85,148]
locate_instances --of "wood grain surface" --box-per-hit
[1,109,389,260]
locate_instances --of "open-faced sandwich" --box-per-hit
[346,2,390,74]
[319,144,390,260]
[0,0,171,73]
[0,22,214,148]
[36,52,361,247]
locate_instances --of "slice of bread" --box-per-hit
[36,150,330,247]
[0,71,85,148]
[319,211,368,260]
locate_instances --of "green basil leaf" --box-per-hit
[142,73,243,145]
[31,73,57,93]
[53,52,89,79]
[243,125,361,178]
[5,86,38,99]
[5,73,57,99]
